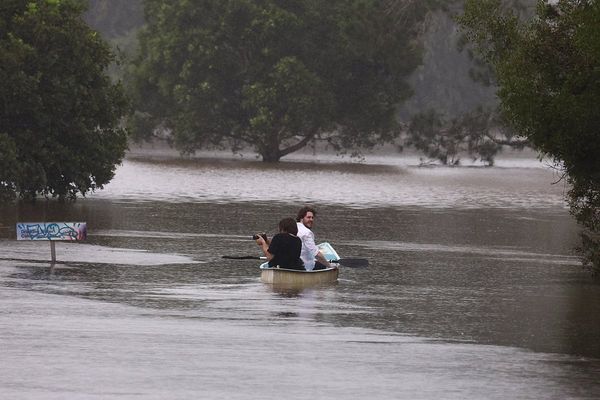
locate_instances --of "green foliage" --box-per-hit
[128,0,429,161]
[458,0,600,273]
[0,133,19,201]
[0,0,129,200]
[455,0,536,89]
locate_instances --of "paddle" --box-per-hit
[221,255,368,268]
[222,255,266,260]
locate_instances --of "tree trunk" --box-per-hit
[260,146,282,162]
[259,132,315,162]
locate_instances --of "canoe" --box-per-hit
[261,266,339,285]
[259,242,340,285]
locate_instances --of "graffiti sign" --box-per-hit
[16,222,87,241]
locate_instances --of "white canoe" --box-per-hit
[259,242,340,285]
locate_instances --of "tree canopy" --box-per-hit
[0,0,129,200]
[458,0,600,272]
[128,0,431,162]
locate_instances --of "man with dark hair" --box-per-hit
[255,217,304,270]
[296,206,332,271]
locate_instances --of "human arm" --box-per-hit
[302,229,331,268]
[316,251,332,268]
[255,236,274,261]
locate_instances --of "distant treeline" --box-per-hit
[83,0,144,39]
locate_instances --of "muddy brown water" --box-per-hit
[1,154,599,399]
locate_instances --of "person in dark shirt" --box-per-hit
[255,217,304,270]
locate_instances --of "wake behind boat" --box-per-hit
[259,242,340,285]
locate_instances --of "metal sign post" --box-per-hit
[50,241,56,263]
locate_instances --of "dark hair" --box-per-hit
[279,217,298,235]
[296,206,316,222]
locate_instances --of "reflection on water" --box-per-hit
[1,155,600,399]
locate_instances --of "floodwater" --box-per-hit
[1,152,600,399]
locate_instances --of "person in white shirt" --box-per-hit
[296,206,332,271]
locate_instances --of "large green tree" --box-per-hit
[458,0,600,272]
[0,0,129,200]
[129,0,430,162]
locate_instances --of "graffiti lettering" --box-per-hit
[16,222,87,241]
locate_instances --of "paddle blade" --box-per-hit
[334,258,369,268]
[222,255,263,260]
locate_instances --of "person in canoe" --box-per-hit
[296,206,332,271]
[255,217,305,270]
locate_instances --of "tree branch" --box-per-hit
[278,133,315,158]
[484,132,529,147]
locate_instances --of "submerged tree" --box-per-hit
[0,0,129,200]
[407,108,527,166]
[128,0,432,162]
[458,0,600,273]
